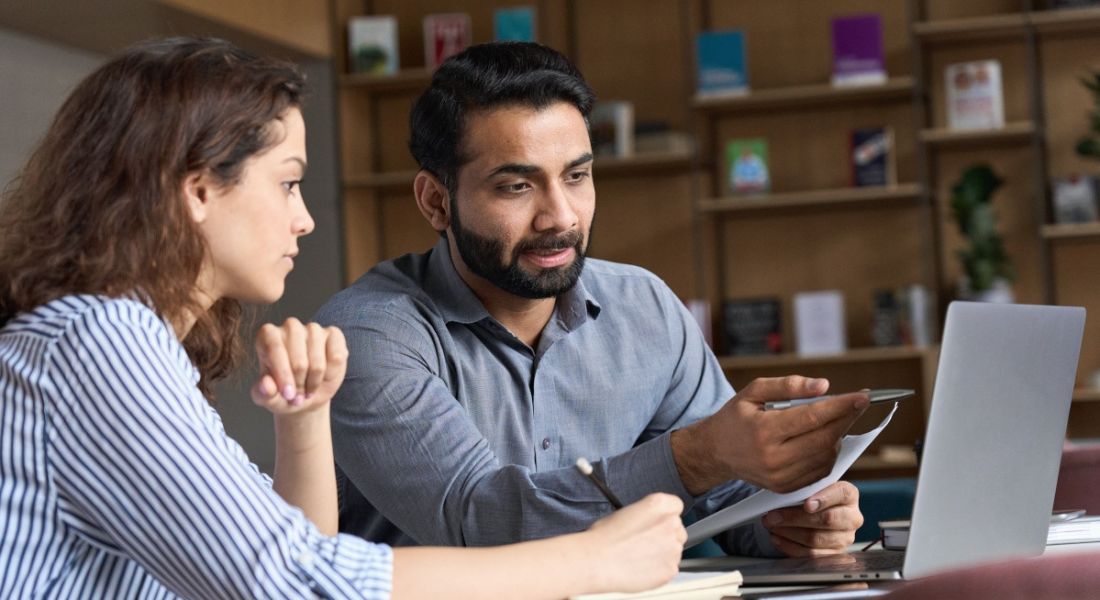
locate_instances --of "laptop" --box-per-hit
[734,301,1086,585]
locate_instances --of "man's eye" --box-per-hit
[567,170,591,182]
[500,182,530,193]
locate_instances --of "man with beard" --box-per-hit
[316,42,867,558]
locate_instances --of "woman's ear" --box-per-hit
[182,171,212,224]
[413,170,451,233]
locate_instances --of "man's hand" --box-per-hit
[763,481,863,556]
[670,376,869,495]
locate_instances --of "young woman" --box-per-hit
[0,37,686,599]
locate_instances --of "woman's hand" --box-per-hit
[582,493,687,594]
[250,318,347,415]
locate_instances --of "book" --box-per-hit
[570,571,742,600]
[722,298,782,356]
[945,60,1005,130]
[850,126,895,187]
[793,291,847,356]
[898,284,934,348]
[881,515,1100,550]
[423,13,471,69]
[589,101,635,157]
[830,14,887,87]
[347,15,399,75]
[684,299,713,348]
[1052,175,1099,224]
[725,138,769,195]
[695,30,749,98]
[494,6,536,42]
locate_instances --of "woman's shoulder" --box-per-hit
[6,294,163,336]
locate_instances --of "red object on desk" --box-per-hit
[882,551,1100,600]
[1054,442,1100,515]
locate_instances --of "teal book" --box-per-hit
[494,6,536,42]
[696,30,748,97]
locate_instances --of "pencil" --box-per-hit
[575,457,624,509]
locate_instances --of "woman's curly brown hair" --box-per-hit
[0,37,306,399]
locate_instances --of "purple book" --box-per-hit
[831,14,886,87]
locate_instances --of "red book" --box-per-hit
[423,13,471,69]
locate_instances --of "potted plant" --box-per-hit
[950,164,1015,302]
[1075,71,1100,161]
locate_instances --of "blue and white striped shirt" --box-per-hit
[0,295,393,599]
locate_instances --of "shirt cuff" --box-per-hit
[602,431,695,507]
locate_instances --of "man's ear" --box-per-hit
[182,171,212,224]
[414,170,451,233]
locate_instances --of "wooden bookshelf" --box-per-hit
[697,184,923,215]
[717,346,932,371]
[343,150,694,191]
[913,13,1027,43]
[692,77,914,114]
[339,68,432,93]
[1042,222,1100,241]
[1073,388,1100,403]
[918,121,1035,148]
[594,149,695,176]
[1031,7,1100,36]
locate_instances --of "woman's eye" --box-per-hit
[283,180,302,193]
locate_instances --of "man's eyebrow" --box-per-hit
[566,153,594,169]
[486,152,594,178]
[488,162,541,177]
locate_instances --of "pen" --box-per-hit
[763,388,915,411]
[575,457,623,509]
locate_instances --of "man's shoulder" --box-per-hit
[581,258,677,304]
[314,251,438,326]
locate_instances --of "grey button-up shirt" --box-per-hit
[317,239,776,556]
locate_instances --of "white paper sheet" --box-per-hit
[685,403,898,548]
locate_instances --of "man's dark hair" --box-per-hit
[408,42,596,199]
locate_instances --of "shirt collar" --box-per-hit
[424,237,602,328]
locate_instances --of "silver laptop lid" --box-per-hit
[904,302,1085,578]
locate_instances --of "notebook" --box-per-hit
[732,301,1086,585]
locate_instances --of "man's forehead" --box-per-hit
[459,102,589,169]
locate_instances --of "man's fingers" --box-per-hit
[741,376,829,406]
[776,392,868,441]
[255,324,295,400]
[805,481,859,514]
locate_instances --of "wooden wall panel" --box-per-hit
[1040,35,1100,180]
[720,206,926,350]
[586,174,697,299]
[921,0,1024,22]
[711,102,917,192]
[1051,240,1100,388]
[573,0,690,131]
[703,0,912,89]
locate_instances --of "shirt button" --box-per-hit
[541,438,551,450]
[296,550,315,569]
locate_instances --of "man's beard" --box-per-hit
[450,201,588,299]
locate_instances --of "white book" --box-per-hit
[945,60,1005,130]
[793,291,847,356]
[347,15,399,75]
